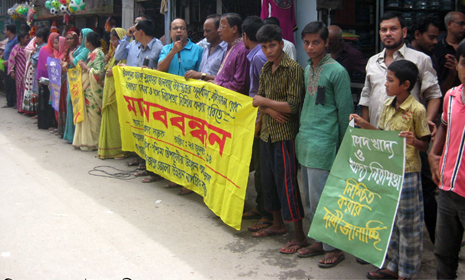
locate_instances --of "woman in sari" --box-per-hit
[8,32,30,112]
[73,31,106,151]
[63,28,91,143]
[51,36,66,135]
[36,32,59,130]
[98,28,127,159]
[25,28,48,118]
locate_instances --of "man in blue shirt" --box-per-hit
[114,15,153,67]
[134,20,163,69]
[158,18,203,76]
[3,24,18,108]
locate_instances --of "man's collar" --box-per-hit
[377,43,407,63]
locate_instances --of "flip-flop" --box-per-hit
[243,210,262,220]
[280,239,309,254]
[165,182,182,188]
[366,269,398,279]
[127,158,140,166]
[252,228,287,238]
[318,252,345,268]
[133,170,149,177]
[177,188,193,195]
[297,246,325,258]
[248,220,273,232]
[142,176,161,183]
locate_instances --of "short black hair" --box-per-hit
[256,24,282,43]
[380,12,406,29]
[387,60,419,92]
[412,14,441,35]
[137,14,152,21]
[301,21,328,41]
[263,17,280,27]
[5,24,16,34]
[136,19,156,37]
[222,13,243,34]
[206,14,221,30]
[35,27,50,42]
[18,32,29,41]
[86,31,101,48]
[242,16,264,42]
[456,39,465,61]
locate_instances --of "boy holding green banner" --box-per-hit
[351,60,430,280]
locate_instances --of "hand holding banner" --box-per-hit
[309,125,405,268]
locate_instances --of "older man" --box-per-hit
[214,13,250,95]
[433,11,465,94]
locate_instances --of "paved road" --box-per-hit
[0,103,457,279]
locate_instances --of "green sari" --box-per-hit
[98,28,127,159]
[72,47,105,151]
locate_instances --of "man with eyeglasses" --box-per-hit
[214,13,250,95]
[433,11,465,95]
[157,18,203,77]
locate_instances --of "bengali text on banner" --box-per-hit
[113,66,257,230]
[309,125,405,268]
[68,65,85,124]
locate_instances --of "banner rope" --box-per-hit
[88,165,138,180]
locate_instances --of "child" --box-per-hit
[429,40,465,279]
[251,24,307,254]
[351,59,430,280]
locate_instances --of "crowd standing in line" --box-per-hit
[2,9,465,279]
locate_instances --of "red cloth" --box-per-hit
[261,0,297,43]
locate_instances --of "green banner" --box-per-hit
[309,125,405,268]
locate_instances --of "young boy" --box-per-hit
[295,21,353,268]
[429,40,465,279]
[351,59,431,280]
[251,24,307,254]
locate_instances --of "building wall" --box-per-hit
[294,0,318,68]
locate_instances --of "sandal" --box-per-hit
[280,239,309,254]
[297,244,325,258]
[177,188,193,195]
[165,182,182,188]
[137,164,146,170]
[142,176,160,183]
[318,251,345,268]
[366,269,398,279]
[248,218,273,232]
[243,209,262,220]
[252,227,287,238]
[127,158,140,166]
[133,170,149,177]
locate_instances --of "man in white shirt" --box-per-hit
[359,12,441,134]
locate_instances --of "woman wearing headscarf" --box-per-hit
[8,32,30,112]
[73,31,106,151]
[98,28,127,159]
[24,27,48,117]
[63,28,90,143]
[51,36,66,135]
[36,31,59,130]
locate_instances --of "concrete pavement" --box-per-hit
[0,101,459,279]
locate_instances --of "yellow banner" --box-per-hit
[68,66,85,124]
[113,66,257,230]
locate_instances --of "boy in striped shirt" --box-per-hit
[251,24,307,254]
[429,40,465,279]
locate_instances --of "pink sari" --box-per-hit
[8,44,28,112]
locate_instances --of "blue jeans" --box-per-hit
[301,166,335,251]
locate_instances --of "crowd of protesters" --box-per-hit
[2,10,465,279]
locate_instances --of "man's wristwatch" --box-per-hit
[201,73,206,80]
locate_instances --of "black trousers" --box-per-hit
[4,72,16,107]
